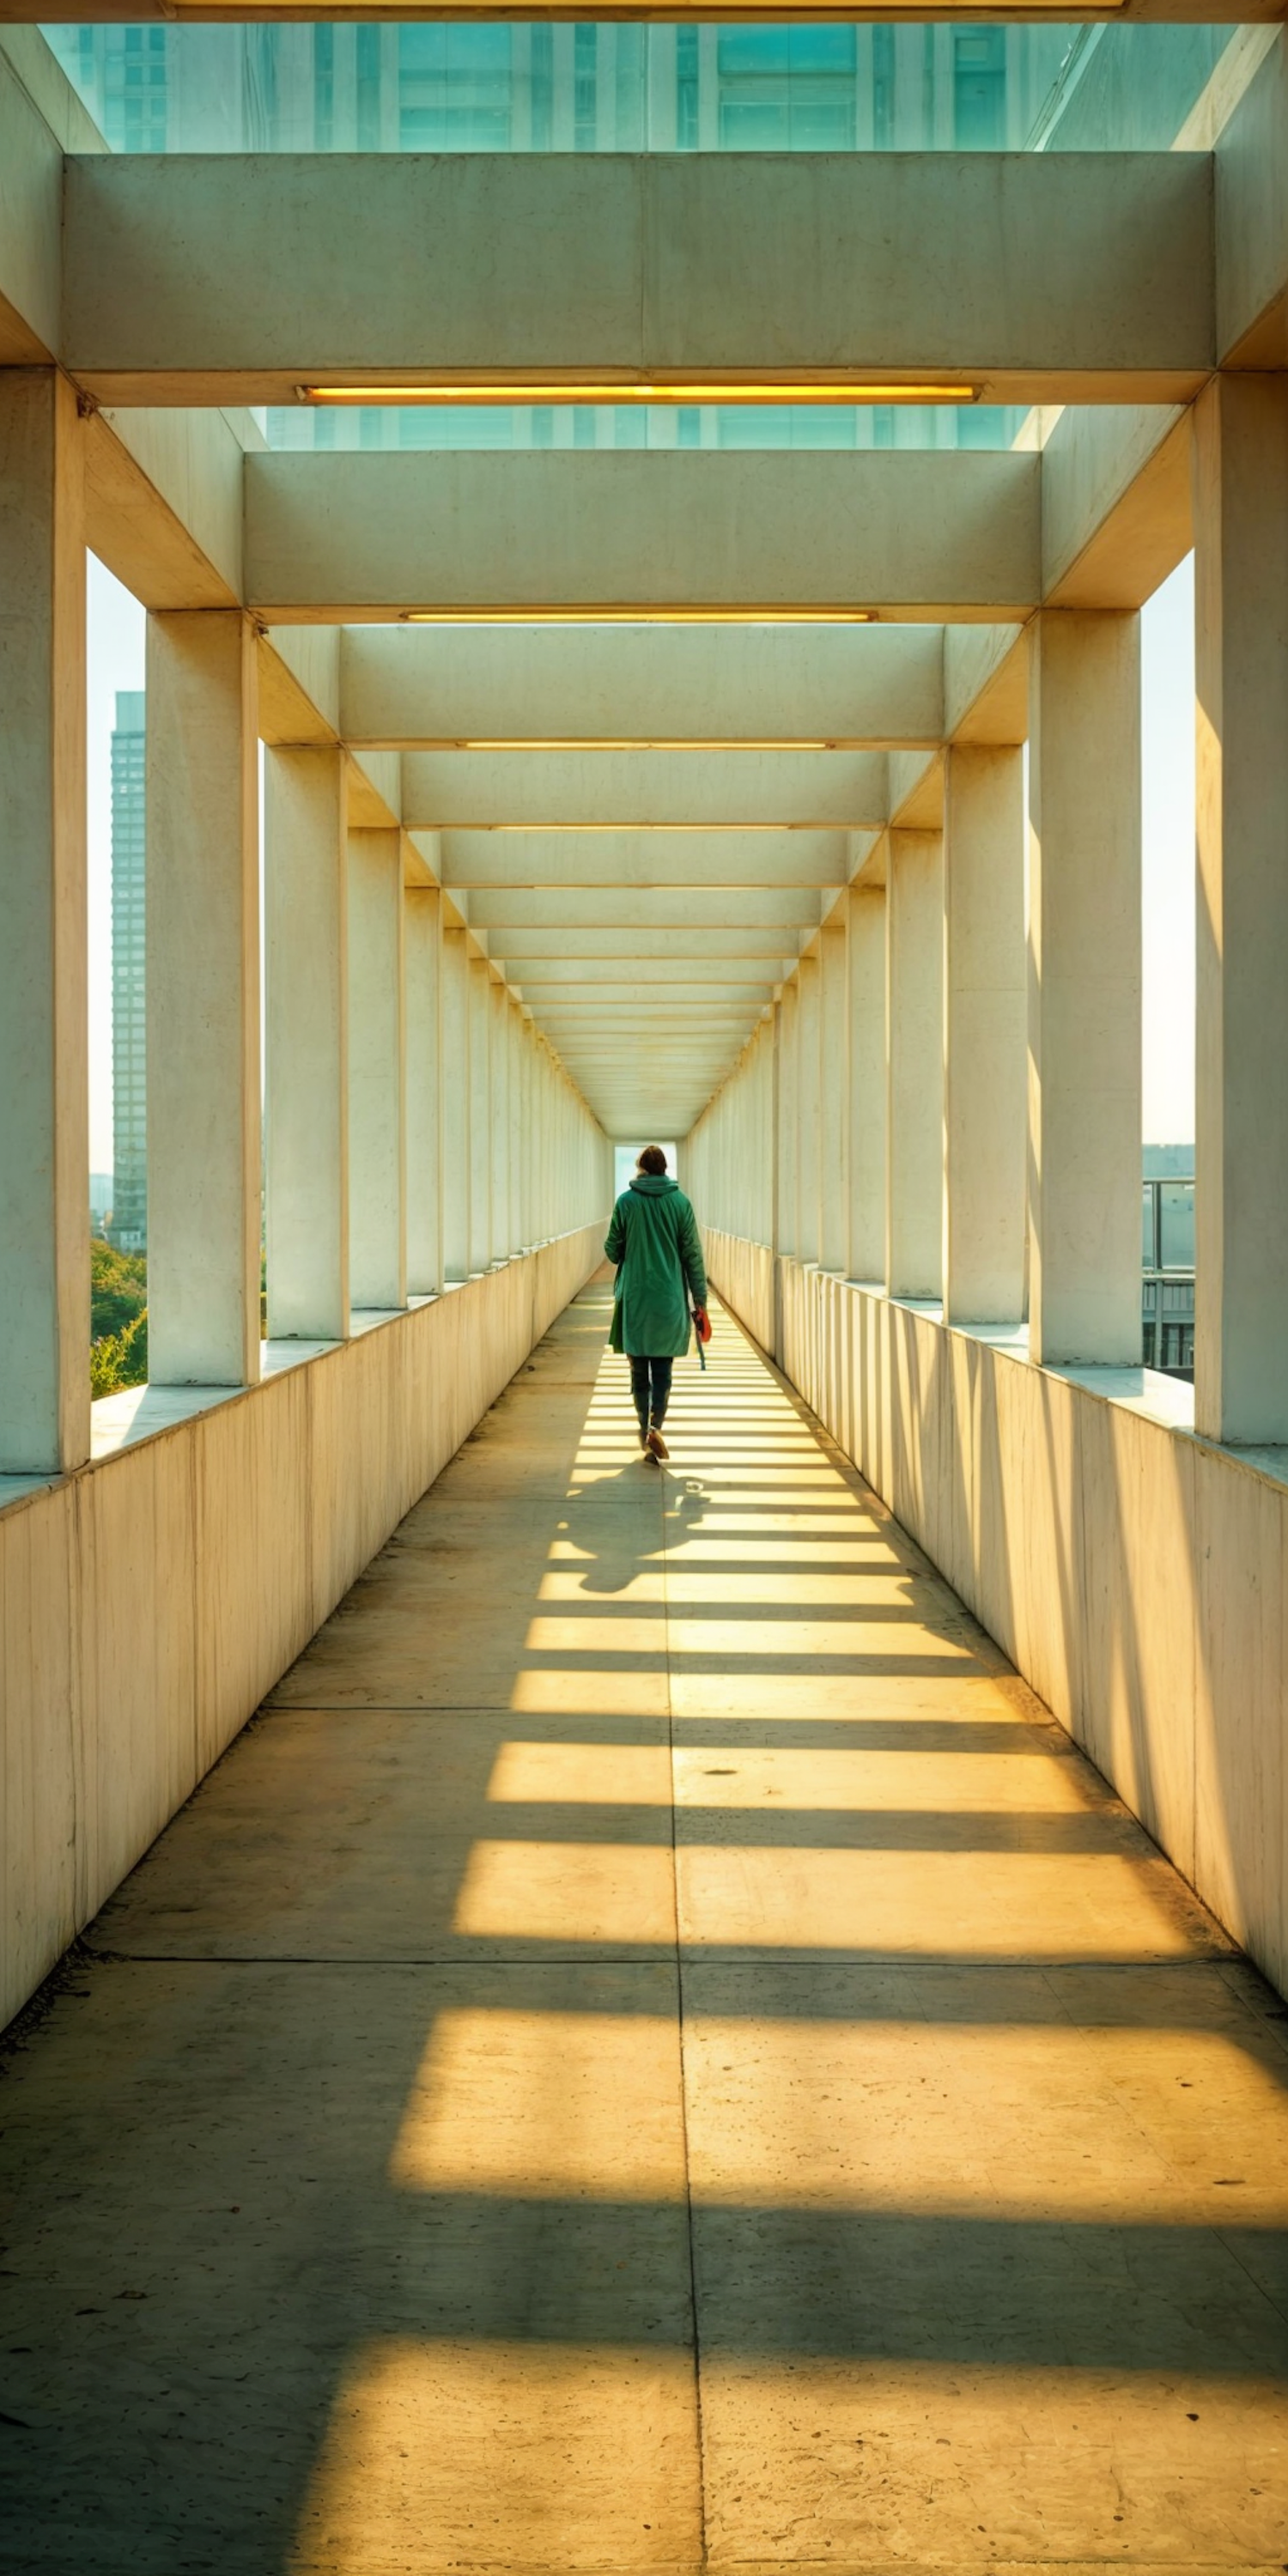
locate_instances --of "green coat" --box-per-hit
[605,1176,708,1358]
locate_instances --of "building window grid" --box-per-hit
[1141,1176,1195,1381]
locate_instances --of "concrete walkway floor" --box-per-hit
[3,1276,1287,2576]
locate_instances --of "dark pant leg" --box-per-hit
[649,1358,674,1425]
[629,1355,651,1433]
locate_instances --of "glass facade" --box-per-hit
[47,21,1081,157]
[1141,1173,1195,1378]
[108,690,147,1255]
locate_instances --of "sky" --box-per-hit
[87,552,1199,1176]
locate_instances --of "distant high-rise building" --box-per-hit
[109,690,146,1253]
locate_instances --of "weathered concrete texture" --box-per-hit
[709,1229,1288,2002]
[0,1224,603,2029]
[3,1277,1286,2575]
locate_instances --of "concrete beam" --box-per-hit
[84,404,251,611]
[943,624,1028,746]
[402,748,887,830]
[245,453,1041,623]
[527,982,770,1005]
[495,930,797,962]
[0,44,73,365]
[1042,403,1193,609]
[64,152,1212,406]
[337,623,944,748]
[513,957,785,984]
[463,887,823,931]
[432,829,852,888]
[1215,33,1288,368]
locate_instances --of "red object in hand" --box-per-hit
[693,1306,712,1344]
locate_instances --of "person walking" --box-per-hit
[605,1146,709,1463]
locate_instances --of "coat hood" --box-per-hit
[629,1174,679,1196]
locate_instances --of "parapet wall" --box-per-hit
[705,1226,1288,2002]
[0,1225,602,2030]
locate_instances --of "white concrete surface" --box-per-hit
[706,1227,1288,2004]
[885,829,944,1301]
[146,610,261,1388]
[440,925,471,1285]
[63,152,1212,404]
[1193,374,1288,1442]
[817,914,848,1273]
[0,369,88,1473]
[943,744,1026,1325]
[265,747,349,1344]
[245,452,1042,622]
[468,955,494,1277]
[846,883,887,1286]
[795,951,821,1269]
[401,748,890,830]
[404,884,444,1302]
[337,622,945,749]
[0,1223,605,2031]
[348,827,407,1313]
[1027,610,1142,1367]
[434,829,851,887]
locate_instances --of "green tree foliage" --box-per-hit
[90,1236,149,1396]
[91,1236,147,1340]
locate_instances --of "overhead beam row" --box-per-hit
[60,153,1213,406]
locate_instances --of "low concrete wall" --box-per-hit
[706,1226,1288,2001]
[0,1226,602,2028]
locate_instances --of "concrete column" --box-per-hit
[847,884,886,1283]
[404,883,443,1298]
[532,1046,545,1246]
[147,610,260,1386]
[886,829,944,1301]
[348,827,406,1311]
[1193,378,1288,1440]
[777,981,799,1257]
[506,999,518,1253]
[944,745,1027,1325]
[1028,611,1141,1365]
[796,951,821,1264]
[264,748,349,1343]
[818,914,848,1271]
[519,1018,533,1250]
[440,923,471,1282]
[489,976,509,1261]
[0,371,88,1470]
[468,955,492,1273]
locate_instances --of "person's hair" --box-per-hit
[636,1145,668,1176]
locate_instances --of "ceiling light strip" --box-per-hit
[301,381,977,407]
[400,607,874,626]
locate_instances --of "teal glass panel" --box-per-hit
[1159,1182,1196,1271]
[42,21,1242,159]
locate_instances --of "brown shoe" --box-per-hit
[646,1425,669,1462]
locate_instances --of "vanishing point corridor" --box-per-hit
[3,1276,1285,2571]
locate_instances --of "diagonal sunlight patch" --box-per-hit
[697,2358,1288,2571]
[453,1840,677,1942]
[386,2008,1288,2224]
[681,2017,1288,2222]
[391,2010,685,2199]
[674,1849,1228,1960]
[665,1616,978,1661]
[663,1572,920,1604]
[510,1671,671,1716]
[489,1742,674,1805]
[292,2339,702,2576]
[671,1746,1101,1813]
[524,1616,668,1657]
